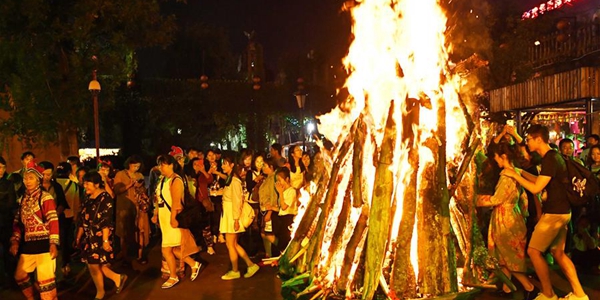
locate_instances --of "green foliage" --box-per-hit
[0,0,176,143]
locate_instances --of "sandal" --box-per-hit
[116,274,128,294]
[190,262,203,281]
[161,276,179,289]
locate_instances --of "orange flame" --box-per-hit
[304,0,469,294]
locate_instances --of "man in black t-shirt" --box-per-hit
[503,125,588,300]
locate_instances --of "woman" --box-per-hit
[206,149,225,243]
[113,155,145,263]
[258,158,279,258]
[274,168,297,251]
[246,154,264,199]
[153,155,202,289]
[478,143,538,297]
[220,154,259,280]
[10,162,59,300]
[301,152,314,183]
[76,171,127,300]
[97,161,115,199]
[287,145,306,190]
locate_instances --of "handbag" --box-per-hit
[240,200,255,228]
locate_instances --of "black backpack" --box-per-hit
[159,176,204,229]
[561,155,600,207]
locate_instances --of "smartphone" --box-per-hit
[506,119,515,127]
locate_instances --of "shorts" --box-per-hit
[528,213,571,252]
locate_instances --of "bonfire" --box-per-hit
[278,0,492,299]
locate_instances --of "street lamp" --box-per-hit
[88,70,101,162]
[295,91,307,150]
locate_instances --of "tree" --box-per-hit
[0,0,176,145]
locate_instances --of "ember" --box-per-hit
[279,0,484,299]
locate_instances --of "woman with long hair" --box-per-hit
[477,142,538,298]
[153,155,202,288]
[287,145,306,189]
[220,153,259,280]
[76,171,127,299]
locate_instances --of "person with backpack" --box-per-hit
[152,154,202,289]
[9,161,59,300]
[502,124,588,300]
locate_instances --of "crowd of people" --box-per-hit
[477,124,599,300]
[0,142,320,299]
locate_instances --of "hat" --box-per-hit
[25,160,44,178]
[169,146,184,159]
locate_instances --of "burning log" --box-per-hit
[323,182,352,272]
[362,101,396,300]
[279,172,329,276]
[305,119,358,274]
[390,97,420,299]
[352,118,368,207]
[335,203,370,294]
[417,97,457,295]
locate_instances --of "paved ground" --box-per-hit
[1,242,598,300]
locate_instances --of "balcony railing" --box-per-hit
[529,23,600,69]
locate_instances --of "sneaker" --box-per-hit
[244,264,260,278]
[559,293,589,300]
[218,235,226,243]
[221,270,241,280]
[532,292,558,300]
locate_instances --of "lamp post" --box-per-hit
[88,70,101,162]
[295,91,307,150]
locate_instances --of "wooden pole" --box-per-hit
[362,101,396,300]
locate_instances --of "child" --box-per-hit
[274,168,297,251]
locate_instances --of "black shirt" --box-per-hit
[539,150,571,214]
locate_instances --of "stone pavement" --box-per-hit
[1,241,598,300]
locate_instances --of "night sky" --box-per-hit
[140,0,582,79]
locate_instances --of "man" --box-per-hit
[8,151,35,197]
[503,125,588,300]
[270,143,287,168]
[0,156,17,287]
[578,134,599,166]
[186,147,200,162]
[559,138,584,166]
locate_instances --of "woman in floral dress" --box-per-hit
[477,142,537,297]
[76,171,127,300]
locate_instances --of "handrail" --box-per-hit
[528,23,600,69]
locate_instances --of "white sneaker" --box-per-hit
[244,264,260,278]
[533,293,558,300]
[221,270,241,280]
[559,293,589,300]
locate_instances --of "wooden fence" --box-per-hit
[489,67,600,112]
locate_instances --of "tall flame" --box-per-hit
[305,0,468,295]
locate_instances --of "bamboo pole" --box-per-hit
[335,203,370,294]
[352,118,367,208]
[362,101,397,300]
[306,119,359,274]
[390,97,420,299]
[322,182,353,274]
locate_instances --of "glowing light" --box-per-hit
[522,0,578,19]
[534,40,541,46]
